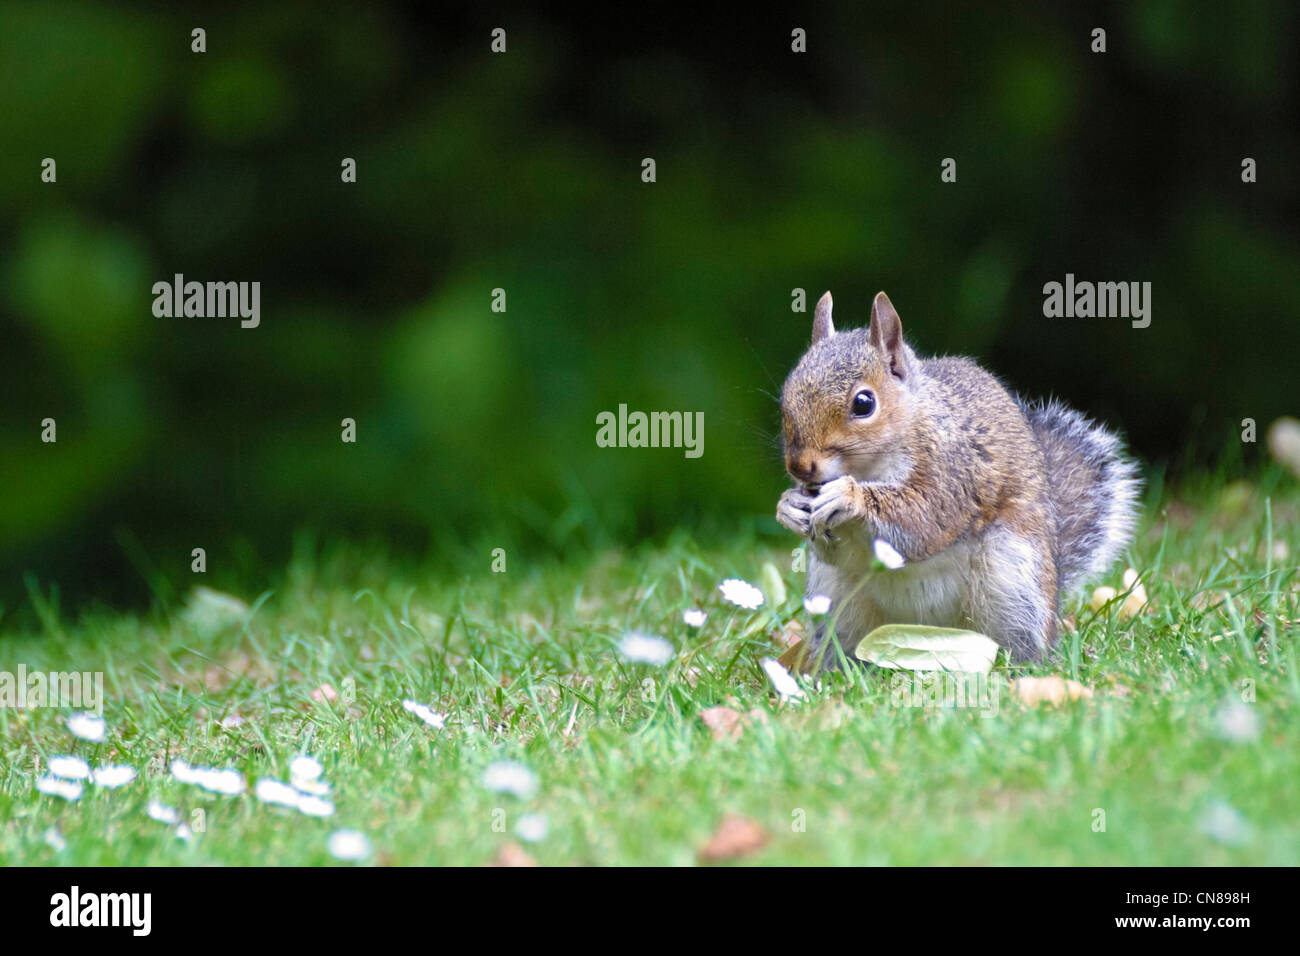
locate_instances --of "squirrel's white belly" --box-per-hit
[868,544,973,623]
[809,535,976,646]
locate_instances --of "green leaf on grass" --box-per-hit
[853,625,999,673]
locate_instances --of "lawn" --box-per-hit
[2,470,1297,865]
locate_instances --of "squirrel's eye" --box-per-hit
[851,389,876,418]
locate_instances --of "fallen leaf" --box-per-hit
[1091,570,1149,620]
[777,638,818,675]
[1120,568,1150,618]
[853,625,999,673]
[182,587,250,637]
[698,814,768,863]
[700,706,745,741]
[776,619,805,649]
[813,700,855,731]
[1090,586,1118,612]
[487,843,537,867]
[1011,676,1094,707]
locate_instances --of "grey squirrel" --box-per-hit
[776,291,1140,669]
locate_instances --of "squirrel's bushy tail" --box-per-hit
[1021,399,1141,591]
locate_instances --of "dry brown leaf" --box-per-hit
[700,706,766,741]
[813,700,854,731]
[1011,676,1094,707]
[776,619,805,648]
[1090,568,1149,620]
[487,843,537,867]
[777,638,817,674]
[1090,586,1117,612]
[700,706,744,741]
[698,814,768,863]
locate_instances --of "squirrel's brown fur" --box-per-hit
[776,291,1140,668]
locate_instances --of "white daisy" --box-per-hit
[1198,801,1252,847]
[682,609,707,628]
[761,657,807,703]
[47,755,91,780]
[36,776,83,801]
[803,594,832,615]
[618,632,674,666]
[719,578,764,610]
[200,768,244,795]
[66,712,106,742]
[872,539,905,570]
[171,760,245,795]
[328,829,372,861]
[402,699,446,729]
[516,813,549,843]
[90,764,136,788]
[254,778,302,808]
[482,760,538,799]
[146,801,181,825]
[297,795,335,818]
[289,755,323,783]
[1213,699,1260,743]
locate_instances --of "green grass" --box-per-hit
[2,471,1298,865]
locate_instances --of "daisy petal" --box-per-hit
[803,594,831,615]
[872,539,905,570]
[761,657,807,703]
[328,829,372,861]
[618,632,674,666]
[48,755,91,780]
[482,761,538,799]
[36,776,83,801]
[402,699,446,729]
[90,764,136,788]
[719,578,765,610]
[66,712,106,742]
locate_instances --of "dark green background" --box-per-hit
[2,1,1296,609]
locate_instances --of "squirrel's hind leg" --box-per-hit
[967,526,1058,662]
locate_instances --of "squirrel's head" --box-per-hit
[780,291,919,490]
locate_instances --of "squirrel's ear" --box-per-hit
[869,291,909,380]
[812,291,835,342]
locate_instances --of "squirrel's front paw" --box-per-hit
[808,476,865,540]
[776,488,814,536]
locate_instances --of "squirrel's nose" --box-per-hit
[788,454,818,483]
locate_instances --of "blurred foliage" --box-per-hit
[1,1,1297,607]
